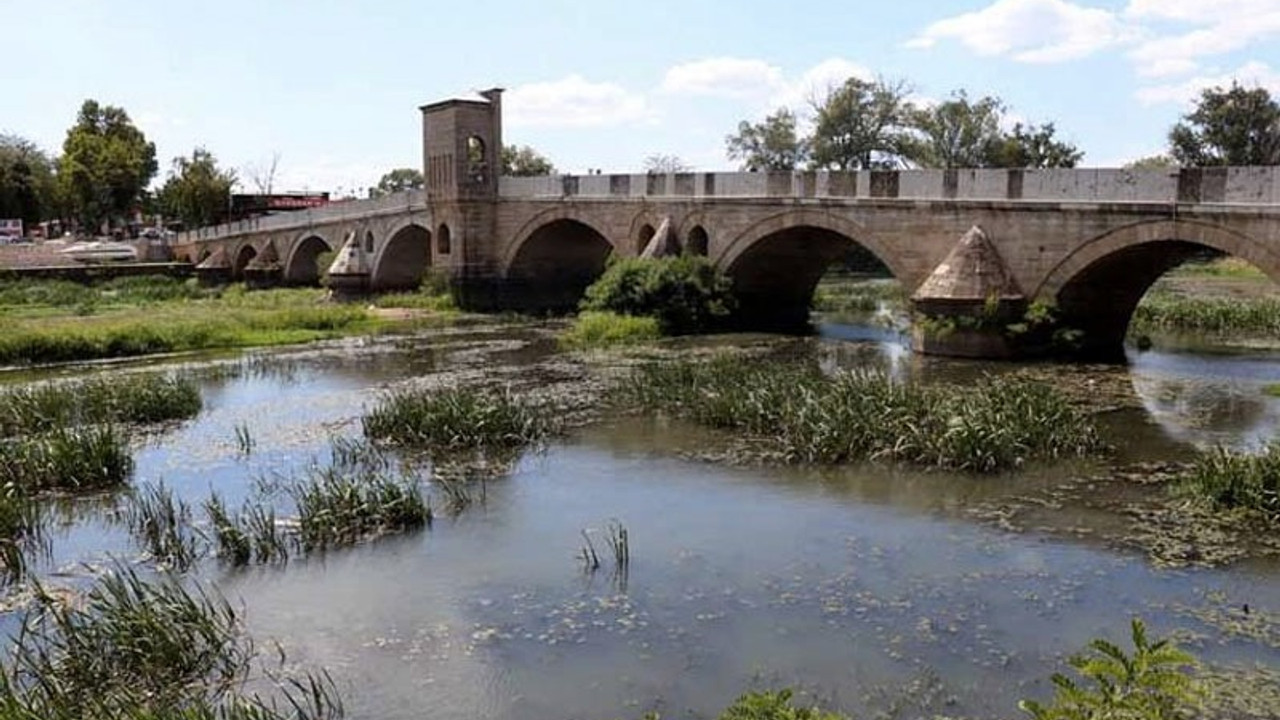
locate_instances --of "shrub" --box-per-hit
[561,311,662,349]
[581,255,735,335]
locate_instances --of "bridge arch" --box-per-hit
[719,209,904,330]
[504,216,614,312]
[372,223,433,291]
[1038,219,1280,359]
[283,233,333,286]
[232,244,258,280]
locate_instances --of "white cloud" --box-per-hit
[1124,1,1280,77]
[906,0,1133,63]
[505,75,651,128]
[767,58,872,111]
[660,58,784,99]
[1135,61,1280,105]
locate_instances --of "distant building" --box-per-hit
[229,193,331,222]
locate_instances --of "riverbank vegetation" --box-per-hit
[565,255,735,348]
[0,276,456,366]
[618,355,1102,473]
[1178,443,1280,521]
[363,385,556,453]
[0,372,201,435]
[0,566,343,719]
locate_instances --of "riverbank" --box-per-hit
[0,277,458,366]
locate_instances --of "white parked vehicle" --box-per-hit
[58,241,139,263]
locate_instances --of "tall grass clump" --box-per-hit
[580,255,735,335]
[363,386,555,452]
[561,310,661,349]
[204,492,289,566]
[0,565,344,719]
[619,356,1101,473]
[0,425,134,492]
[1131,295,1280,337]
[0,484,44,584]
[291,468,428,551]
[0,373,202,435]
[125,482,200,570]
[1178,443,1280,522]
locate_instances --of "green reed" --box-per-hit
[0,483,44,585]
[619,356,1102,473]
[204,492,290,566]
[1178,442,1280,522]
[0,565,344,719]
[291,467,429,552]
[0,373,202,436]
[1131,295,1280,337]
[0,425,134,492]
[125,482,201,571]
[362,385,556,452]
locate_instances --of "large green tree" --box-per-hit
[501,145,556,176]
[0,135,57,228]
[725,108,810,171]
[903,92,1006,168]
[157,148,236,228]
[372,167,424,197]
[983,122,1083,168]
[1169,82,1280,166]
[809,77,915,170]
[58,100,157,231]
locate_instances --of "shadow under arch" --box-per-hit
[720,212,904,331]
[1038,219,1280,361]
[373,224,432,291]
[504,218,614,312]
[232,245,257,280]
[283,234,332,286]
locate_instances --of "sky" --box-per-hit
[4,0,1280,195]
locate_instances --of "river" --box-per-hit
[6,319,1280,719]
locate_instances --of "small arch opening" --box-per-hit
[437,224,452,255]
[636,224,656,255]
[233,245,258,280]
[364,231,375,254]
[686,225,709,257]
[466,136,487,184]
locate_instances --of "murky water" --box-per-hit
[6,321,1280,719]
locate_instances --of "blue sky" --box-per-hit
[5,0,1279,195]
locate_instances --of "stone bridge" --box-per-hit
[172,89,1280,359]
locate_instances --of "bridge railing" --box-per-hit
[498,167,1280,206]
[174,190,427,244]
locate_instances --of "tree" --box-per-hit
[157,148,237,228]
[1124,154,1178,170]
[904,91,1007,168]
[58,100,157,231]
[0,135,57,227]
[809,77,915,171]
[1169,82,1280,166]
[984,122,1083,168]
[501,145,556,176]
[725,108,810,171]
[644,154,690,173]
[371,168,424,197]
[244,151,282,195]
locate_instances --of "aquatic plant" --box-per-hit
[618,356,1102,473]
[0,483,44,585]
[234,422,255,456]
[1264,383,1280,398]
[0,373,202,435]
[0,425,134,492]
[580,255,735,335]
[0,565,344,719]
[560,311,662,349]
[125,481,200,571]
[363,385,555,452]
[1020,619,1200,720]
[715,689,848,720]
[292,468,429,551]
[204,493,290,566]
[604,519,629,571]
[1178,443,1280,522]
[1130,295,1280,338]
